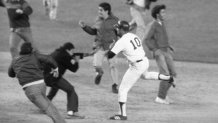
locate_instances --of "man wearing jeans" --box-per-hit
[8,42,66,123]
[145,4,177,104]
[1,0,38,59]
[79,2,119,93]
[43,42,85,119]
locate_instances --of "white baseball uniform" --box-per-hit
[133,0,145,7]
[111,32,165,103]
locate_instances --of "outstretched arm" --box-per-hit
[36,53,58,69]
[79,20,97,35]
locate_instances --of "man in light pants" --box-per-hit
[43,0,58,20]
[126,0,158,41]
[107,20,174,120]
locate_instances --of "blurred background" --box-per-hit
[0,0,217,63]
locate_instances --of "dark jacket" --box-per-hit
[82,14,119,50]
[145,20,170,52]
[8,53,58,87]
[5,0,33,28]
[43,48,79,86]
[0,0,5,7]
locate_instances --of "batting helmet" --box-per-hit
[114,20,130,32]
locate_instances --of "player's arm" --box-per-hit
[79,20,97,35]
[13,0,33,16]
[36,53,58,69]
[36,53,59,77]
[82,26,97,35]
[8,62,16,78]
[20,0,33,15]
[144,22,157,51]
[73,52,93,58]
[60,55,79,73]
[106,37,124,59]
[106,50,116,59]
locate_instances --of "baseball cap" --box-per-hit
[114,20,130,31]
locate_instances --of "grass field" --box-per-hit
[0,0,218,123]
[0,52,218,123]
[0,0,218,63]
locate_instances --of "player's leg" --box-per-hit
[93,48,104,85]
[110,62,146,120]
[55,78,85,119]
[43,0,50,15]
[108,56,119,93]
[140,57,172,80]
[165,49,177,77]
[25,83,66,123]
[9,30,22,58]
[154,50,172,104]
[49,0,58,20]
[16,27,39,53]
[47,86,59,100]
[163,49,177,94]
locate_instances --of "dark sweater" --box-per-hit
[8,53,58,86]
[145,20,170,51]
[6,0,33,28]
[43,48,79,86]
[82,14,119,50]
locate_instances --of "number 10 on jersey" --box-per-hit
[130,37,141,50]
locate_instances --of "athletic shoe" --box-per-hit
[95,73,102,85]
[112,83,118,94]
[155,97,170,105]
[109,115,127,120]
[66,112,85,119]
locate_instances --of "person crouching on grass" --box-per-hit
[8,42,66,123]
[42,42,90,119]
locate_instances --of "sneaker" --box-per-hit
[95,73,102,85]
[66,112,85,119]
[169,76,176,88]
[112,84,118,94]
[109,115,127,120]
[155,97,170,105]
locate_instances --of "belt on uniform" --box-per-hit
[136,59,143,62]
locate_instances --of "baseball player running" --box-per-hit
[107,20,174,120]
